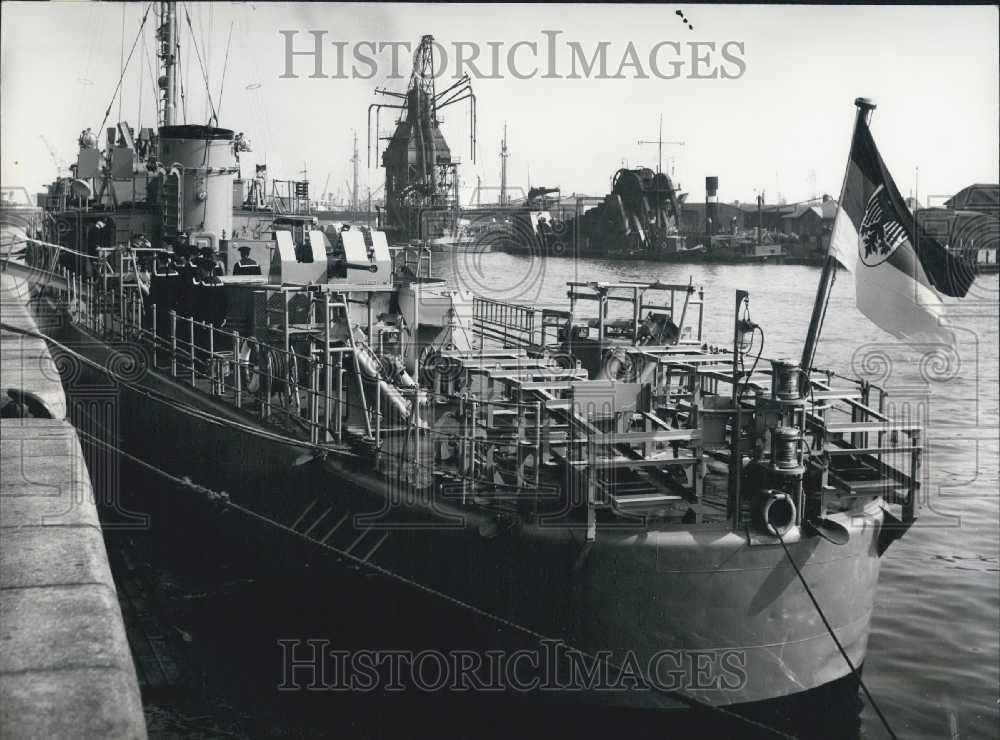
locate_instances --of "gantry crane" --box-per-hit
[39,134,69,177]
[368,35,476,240]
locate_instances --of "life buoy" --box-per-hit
[761,490,796,537]
[240,340,259,393]
[601,347,636,382]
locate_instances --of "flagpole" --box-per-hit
[799,97,877,378]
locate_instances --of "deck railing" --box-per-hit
[473,296,538,349]
[46,252,922,530]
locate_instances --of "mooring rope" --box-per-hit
[1,236,100,260]
[3,311,898,735]
[73,424,795,739]
[0,317,793,737]
[774,529,897,739]
[0,320,556,493]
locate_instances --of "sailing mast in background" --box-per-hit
[499,123,509,207]
[351,130,359,220]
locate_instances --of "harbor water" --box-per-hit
[104,256,998,739]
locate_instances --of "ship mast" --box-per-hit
[499,123,509,207]
[156,1,178,127]
[351,129,359,218]
[799,97,876,378]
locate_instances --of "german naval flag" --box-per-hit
[828,114,976,342]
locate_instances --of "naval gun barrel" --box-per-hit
[335,260,379,273]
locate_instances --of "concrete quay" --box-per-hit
[1,268,147,738]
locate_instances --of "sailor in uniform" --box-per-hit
[231,245,262,276]
[149,250,179,335]
[169,251,189,277]
[171,250,196,318]
[192,246,222,286]
[194,246,226,328]
[152,249,174,278]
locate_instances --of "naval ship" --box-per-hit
[2,2,923,714]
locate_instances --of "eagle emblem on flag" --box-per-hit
[859,185,909,266]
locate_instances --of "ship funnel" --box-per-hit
[705,176,718,235]
[158,125,236,253]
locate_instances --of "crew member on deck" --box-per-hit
[152,250,175,278]
[194,246,226,328]
[231,245,262,276]
[169,251,189,277]
[195,246,222,286]
[149,250,179,335]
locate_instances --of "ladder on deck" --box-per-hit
[262,286,374,440]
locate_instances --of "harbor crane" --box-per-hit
[368,34,476,239]
[39,134,69,177]
[320,172,332,204]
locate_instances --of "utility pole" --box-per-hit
[499,123,509,207]
[757,189,765,247]
[637,113,684,175]
[351,129,360,219]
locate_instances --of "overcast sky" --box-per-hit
[2,3,997,206]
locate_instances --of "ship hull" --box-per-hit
[54,317,883,709]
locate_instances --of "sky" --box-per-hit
[2,2,998,207]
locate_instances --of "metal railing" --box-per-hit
[76,286,356,448]
[48,250,922,530]
[473,296,537,349]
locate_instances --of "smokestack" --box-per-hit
[705,176,718,234]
